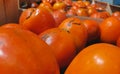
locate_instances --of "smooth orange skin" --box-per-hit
[19,8,35,25]
[112,11,120,20]
[100,16,120,44]
[83,20,100,42]
[52,9,67,27]
[63,0,72,6]
[0,28,60,74]
[72,1,86,8]
[42,0,56,5]
[90,11,110,19]
[88,7,98,16]
[21,7,56,34]
[55,0,72,6]
[76,8,89,17]
[83,1,90,6]
[1,23,21,29]
[39,28,76,68]
[65,43,120,74]
[38,2,53,12]
[59,17,87,52]
[112,11,120,17]
[53,1,66,10]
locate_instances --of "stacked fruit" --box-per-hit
[0,0,120,74]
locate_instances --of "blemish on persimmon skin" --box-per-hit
[67,20,74,27]
[72,23,81,25]
[26,9,35,20]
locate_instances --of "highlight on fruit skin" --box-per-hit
[100,16,120,44]
[59,17,88,52]
[65,43,120,74]
[39,28,77,69]
[19,6,56,34]
[0,27,60,74]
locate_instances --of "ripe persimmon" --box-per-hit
[19,8,35,25]
[112,11,120,20]
[39,28,76,68]
[65,43,120,74]
[112,11,120,17]
[0,27,60,74]
[20,7,56,34]
[100,16,120,44]
[38,2,53,12]
[52,9,67,27]
[90,11,110,19]
[59,17,87,52]
[82,19,100,43]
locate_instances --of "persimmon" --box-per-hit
[112,11,120,20]
[88,7,98,16]
[100,16,120,44]
[19,8,35,25]
[59,17,87,52]
[20,6,56,34]
[90,11,110,19]
[52,9,67,27]
[53,1,66,10]
[38,2,53,12]
[82,19,100,43]
[83,1,90,6]
[0,27,60,74]
[63,0,72,6]
[76,8,89,17]
[42,0,56,5]
[72,1,86,8]
[112,11,120,17]
[65,43,120,74]
[39,28,76,68]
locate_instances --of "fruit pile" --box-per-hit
[0,0,120,74]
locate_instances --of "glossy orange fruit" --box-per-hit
[19,8,35,25]
[52,9,67,27]
[39,28,76,68]
[90,11,110,19]
[100,16,120,44]
[112,11,120,20]
[42,0,56,5]
[21,7,56,34]
[76,8,89,17]
[65,43,120,74]
[72,1,86,8]
[53,1,66,10]
[38,2,53,12]
[0,27,60,74]
[59,17,87,52]
[88,7,98,16]
[82,19,100,43]
[112,11,120,17]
